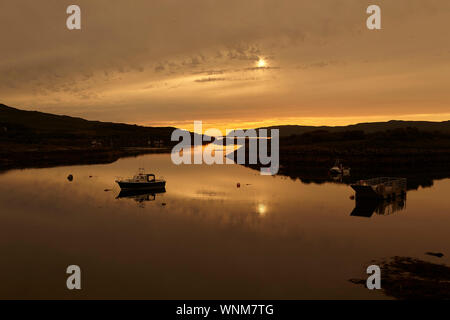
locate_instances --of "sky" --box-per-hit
[1,0,450,131]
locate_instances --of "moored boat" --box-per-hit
[351,177,406,200]
[329,159,351,176]
[115,168,166,190]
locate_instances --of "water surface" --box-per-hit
[1,152,449,299]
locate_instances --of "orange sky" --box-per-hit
[1,0,449,130]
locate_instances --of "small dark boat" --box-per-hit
[329,159,350,176]
[115,169,166,190]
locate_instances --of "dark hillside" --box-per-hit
[0,103,175,147]
[259,120,450,137]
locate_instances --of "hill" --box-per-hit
[0,103,182,171]
[259,120,450,137]
[0,103,175,147]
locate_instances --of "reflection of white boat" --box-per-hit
[115,168,166,190]
[329,159,350,176]
[116,187,166,208]
[116,187,166,199]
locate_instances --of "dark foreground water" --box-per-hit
[0,151,449,299]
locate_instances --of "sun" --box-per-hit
[257,58,266,68]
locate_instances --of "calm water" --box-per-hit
[1,151,449,299]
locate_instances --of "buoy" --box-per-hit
[67,174,73,181]
[237,183,240,188]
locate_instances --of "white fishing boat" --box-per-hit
[115,168,166,190]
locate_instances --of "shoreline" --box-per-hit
[0,145,171,173]
[232,140,450,190]
[3,139,450,191]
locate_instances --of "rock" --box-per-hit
[162,203,166,206]
[348,278,365,285]
[350,256,450,299]
[426,252,444,258]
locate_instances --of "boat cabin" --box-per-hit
[133,173,156,183]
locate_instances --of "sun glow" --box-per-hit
[257,203,267,216]
[257,58,266,68]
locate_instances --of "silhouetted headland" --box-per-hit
[232,123,450,189]
[0,103,179,171]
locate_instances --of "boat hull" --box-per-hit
[116,181,166,190]
[329,169,342,175]
[351,177,407,199]
[351,185,380,198]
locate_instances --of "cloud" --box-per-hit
[194,77,226,83]
[155,64,165,72]
[192,69,226,76]
[0,0,449,126]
